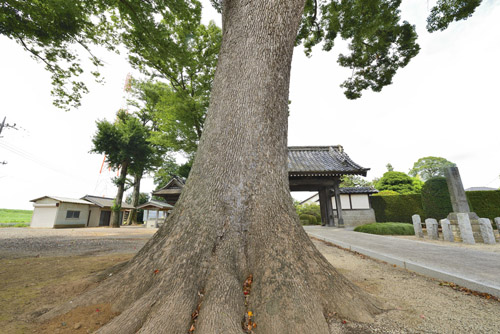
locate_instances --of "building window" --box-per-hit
[66,210,80,219]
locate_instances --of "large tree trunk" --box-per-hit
[110,161,129,228]
[40,0,382,332]
[125,172,142,225]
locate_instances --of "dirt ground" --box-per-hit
[0,229,499,333]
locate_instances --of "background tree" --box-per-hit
[15,0,484,332]
[340,174,373,188]
[375,171,424,195]
[91,110,153,227]
[126,192,150,223]
[386,163,394,172]
[409,156,456,181]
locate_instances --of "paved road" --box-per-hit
[304,225,500,298]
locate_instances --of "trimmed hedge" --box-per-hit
[467,190,500,221]
[371,194,425,223]
[371,189,500,227]
[421,177,453,220]
[354,222,415,235]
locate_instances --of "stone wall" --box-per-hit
[336,209,376,227]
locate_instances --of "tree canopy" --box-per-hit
[1,0,484,108]
[409,156,456,181]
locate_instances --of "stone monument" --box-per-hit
[425,218,439,240]
[445,167,484,243]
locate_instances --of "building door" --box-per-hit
[99,211,111,226]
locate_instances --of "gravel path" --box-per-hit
[0,227,156,258]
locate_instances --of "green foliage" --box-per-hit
[91,110,153,170]
[386,163,394,172]
[354,222,414,235]
[154,157,192,188]
[295,202,321,224]
[297,0,420,99]
[371,194,424,223]
[4,0,481,109]
[375,171,423,195]
[340,175,372,188]
[421,177,452,220]
[1,0,203,110]
[0,209,33,223]
[466,190,500,222]
[427,0,482,32]
[409,156,455,181]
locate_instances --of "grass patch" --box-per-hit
[0,209,33,223]
[354,222,414,235]
[0,223,30,228]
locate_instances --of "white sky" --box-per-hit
[1,0,499,210]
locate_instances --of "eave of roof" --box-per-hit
[30,196,93,205]
[287,146,369,176]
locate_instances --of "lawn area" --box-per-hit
[354,222,414,235]
[0,209,33,224]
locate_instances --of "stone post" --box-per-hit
[457,213,475,244]
[478,218,496,244]
[412,214,423,237]
[440,219,454,242]
[445,166,483,243]
[425,218,439,240]
[445,167,470,212]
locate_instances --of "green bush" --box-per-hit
[421,177,453,220]
[295,203,321,223]
[354,222,415,235]
[299,214,320,225]
[371,194,424,223]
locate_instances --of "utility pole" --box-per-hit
[0,116,5,137]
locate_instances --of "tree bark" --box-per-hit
[40,0,382,332]
[110,161,129,228]
[125,172,142,225]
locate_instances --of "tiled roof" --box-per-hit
[81,195,135,209]
[137,200,174,210]
[288,146,369,176]
[339,187,378,194]
[30,196,93,205]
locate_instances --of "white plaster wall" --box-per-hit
[87,206,101,227]
[31,206,57,228]
[332,194,351,209]
[54,202,89,227]
[351,194,370,209]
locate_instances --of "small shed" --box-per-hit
[82,195,135,227]
[30,196,93,228]
[137,200,174,228]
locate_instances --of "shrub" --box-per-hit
[421,177,452,220]
[299,214,320,225]
[371,194,424,223]
[354,222,415,235]
[295,203,321,223]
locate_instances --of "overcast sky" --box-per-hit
[1,0,499,210]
